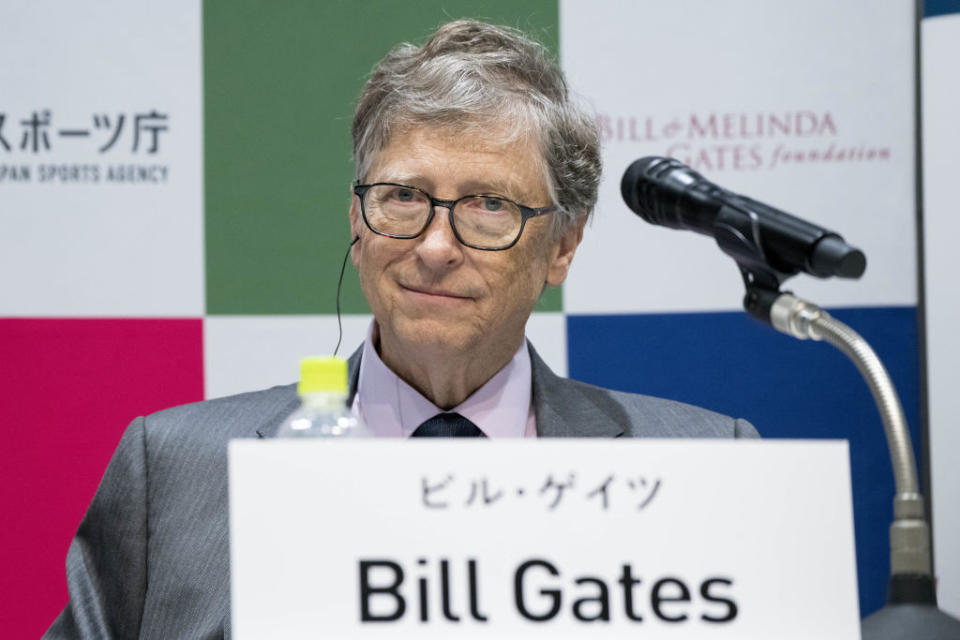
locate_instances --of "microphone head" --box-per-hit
[621,156,669,223]
[621,156,711,229]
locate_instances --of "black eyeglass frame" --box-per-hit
[352,182,559,251]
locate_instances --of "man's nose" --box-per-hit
[415,205,464,268]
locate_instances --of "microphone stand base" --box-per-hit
[862,574,960,639]
[862,604,960,639]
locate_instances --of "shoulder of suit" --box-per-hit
[555,376,757,438]
[138,383,299,444]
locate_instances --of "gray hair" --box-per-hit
[352,19,601,232]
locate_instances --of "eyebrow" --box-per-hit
[375,173,531,201]
[459,179,525,198]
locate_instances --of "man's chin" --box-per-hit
[388,320,483,357]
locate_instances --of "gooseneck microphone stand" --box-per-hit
[766,294,958,638]
[729,223,959,639]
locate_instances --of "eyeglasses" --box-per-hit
[353,182,559,251]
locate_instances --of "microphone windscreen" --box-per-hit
[620,156,668,222]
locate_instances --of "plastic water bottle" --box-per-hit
[275,356,372,438]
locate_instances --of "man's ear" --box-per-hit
[545,214,587,287]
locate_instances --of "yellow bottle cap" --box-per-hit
[298,356,348,395]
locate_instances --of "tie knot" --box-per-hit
[412,412,486,438]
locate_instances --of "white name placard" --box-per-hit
[229,440,859,638]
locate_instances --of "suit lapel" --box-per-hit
[528,343,624,438]
[346,345,362,408]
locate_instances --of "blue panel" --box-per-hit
[926,0,960,17]
[568,307,921,618]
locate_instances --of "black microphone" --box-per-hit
[621,156,866,280]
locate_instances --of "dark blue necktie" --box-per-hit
[412,412,487,438]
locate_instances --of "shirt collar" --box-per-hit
[355,321,532,438]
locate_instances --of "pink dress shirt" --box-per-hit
[352,323,537,438]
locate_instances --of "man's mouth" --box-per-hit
[399,283,472,301]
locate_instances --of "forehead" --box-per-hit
[366,124,549,202]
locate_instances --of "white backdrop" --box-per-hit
[561,0,915,314]
[0,1,203,317]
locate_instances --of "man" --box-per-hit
[46,19,756,640]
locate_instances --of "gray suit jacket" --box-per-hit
[45,344,757,639]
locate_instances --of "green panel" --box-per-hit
[204,0,561,314]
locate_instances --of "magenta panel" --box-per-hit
[0,318,204,638]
